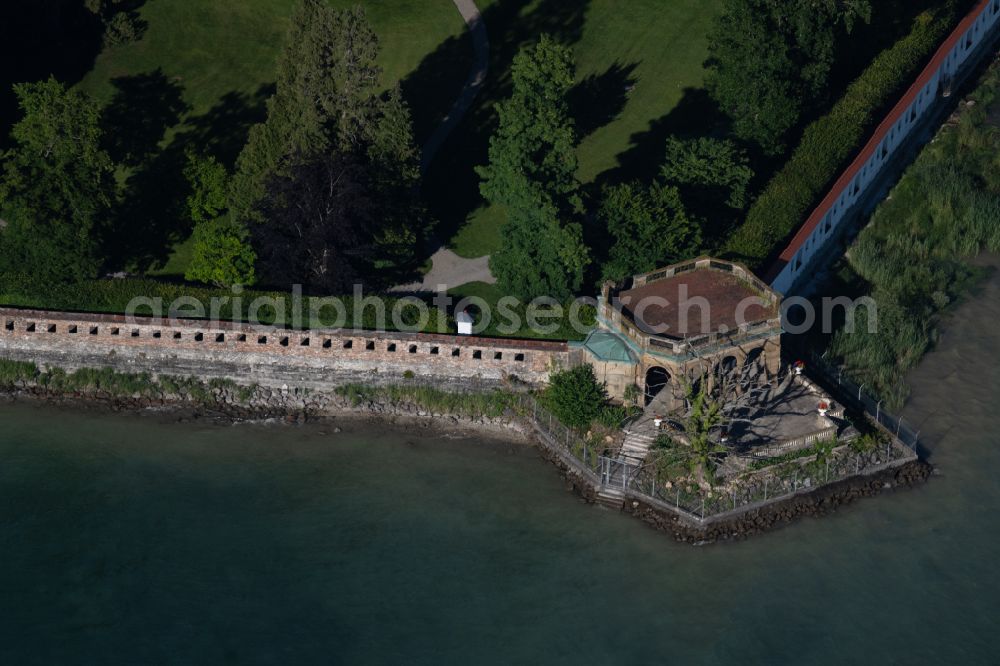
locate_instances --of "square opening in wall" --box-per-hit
[409,345,418,354]
[47,324,57,333]
[387,343,397,352]
[323,339,332,349]
[300,338,310,347]
[131,330,140,338]
[4,321,13,332]
[472,350,482,360]
[279,337,289,347]
[237,334,247,343]
[430,347,439,355]
[451,348,460,357]
[258,336,268,345]
[514,353,525,362]
[26,323,35,332]
[89,327,98,336]
[365,341,375,351]
[216,333,225,343]
[111,328,120,336]
[153,331,162,339]
[173,332,182,340]
[68,325,77,334]
[494,352,502,360]
[194,332,204,342]
[343,340,353,349]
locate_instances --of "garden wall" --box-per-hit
[0,307,574,390]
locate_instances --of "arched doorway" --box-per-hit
[743,347,765,384]
[644,366,670,406]
[717,355,738,378]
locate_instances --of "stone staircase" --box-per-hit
[620,389,674,465]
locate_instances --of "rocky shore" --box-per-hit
[623,460,933,545]
[0,380,533,443]
[0,375,933,545]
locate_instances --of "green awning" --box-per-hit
[582,329,637,364]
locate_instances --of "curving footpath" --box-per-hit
[395,0,494,293]
[420,0,490,174]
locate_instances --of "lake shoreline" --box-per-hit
[0,383,933,545]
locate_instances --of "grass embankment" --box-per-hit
[825,63,1000,408]
[0,358,250,403]
[724,2,970,268]
[334,383,521,419]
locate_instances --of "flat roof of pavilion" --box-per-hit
[616,268,778,339]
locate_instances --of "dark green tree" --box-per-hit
[662,137,753,210]
[478,35,589,300]
[229,0,424,281]
[0,78,115,287]
[182,151,256,287]
[184,151,228,225]
[545,364,607,429]
[254,152,375,293]
[598,181,701,280]
[661,136,753,244]
[707,0,871,154]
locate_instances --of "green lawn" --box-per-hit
[438,0,724,259]
[78,0,468,136]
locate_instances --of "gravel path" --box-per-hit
[395,0,494,293]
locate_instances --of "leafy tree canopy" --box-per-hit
[479,35,589,300]
[185,217,256,288]
[662,136,753,211]
[0,77,115,287]
[254,152,376,293]
[707,0,871,154]
[184,151,229,225]
[599,181,701,281]
[229,0,425,283]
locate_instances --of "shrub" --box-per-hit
[543,364,607,429]
[334,384,518,418]
[0,359,38,386]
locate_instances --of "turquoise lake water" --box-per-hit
[3,280,1000,664]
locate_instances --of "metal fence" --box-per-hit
[515,388,917,525]
[805,352,921,454]
[516,394,603,476]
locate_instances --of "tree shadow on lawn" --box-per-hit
[176,84,273,169]
[102,69,190,167]
[586,86,742,253]
[592,86,726,191]
[104,83,272,274]
[412,0,594,250]
[570,61,639,140]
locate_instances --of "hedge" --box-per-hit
[725,3,966,269]
[0,274,591,341]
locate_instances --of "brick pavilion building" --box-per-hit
[577,257,783,407]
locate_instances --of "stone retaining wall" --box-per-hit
[0,307,574,390]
